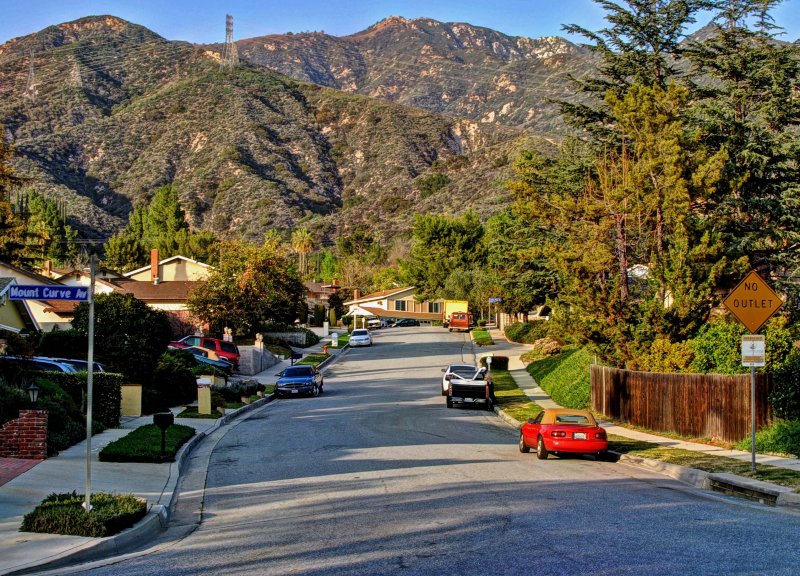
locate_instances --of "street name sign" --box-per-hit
[722,270,783,333]
[741,335,766,367]
[8,284,90,301]
[488,297,502,303]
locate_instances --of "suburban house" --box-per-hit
[304,280,341,310]
[344,286,443,323]
[0,278,39,334]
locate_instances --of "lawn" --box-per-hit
[491,369,542,423]
[472,329,494,346]
[99,424,196,462]
[21,492,147,537]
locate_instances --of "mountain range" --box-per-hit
[0,15,584,244]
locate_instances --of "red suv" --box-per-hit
[171,336,240,369]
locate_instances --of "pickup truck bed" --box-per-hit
[446,368,495,411]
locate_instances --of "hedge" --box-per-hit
[480,356,509,370]
[38,371,123,429]
[20,491,146,537]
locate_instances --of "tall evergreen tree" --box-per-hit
[400,211,486,301]
[684,0,800,291]
[561,0,712,137]
[0,137,26,265]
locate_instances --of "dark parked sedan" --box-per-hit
[393,319,420,327]
[276,365,324,398]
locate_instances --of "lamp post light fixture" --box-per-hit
[27,382,40,408]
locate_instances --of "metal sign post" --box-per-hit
[741,335,765,472]
[84,256,96,512]
[723,271,782,475]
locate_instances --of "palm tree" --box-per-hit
[291,228,314,276]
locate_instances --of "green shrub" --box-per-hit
[20,491,146,537]
[527,347,593,409]
[42,372,122,429]
[143,350,197,413]
[635,337,695,373]
[735,420,800,457]
[770,351,800,421]
[477,319,487,328]
[99,424,195,463]
[36,329,86,360]
[415,173,451,199]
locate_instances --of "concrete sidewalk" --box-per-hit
[483,327,800,475]
[0,335,347,576]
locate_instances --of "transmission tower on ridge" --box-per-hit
[23,50,38,101]
[221,14,238,70]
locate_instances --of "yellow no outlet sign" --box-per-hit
[722,270,783,333]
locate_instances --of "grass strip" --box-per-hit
[491,369,543,423]
[99,424,195,463]
[526,347,592,409]
[297,352,329,367]
[176,408,223,419]
[610,435,800,491]
[472,329,494,346]
[20,491,146,537]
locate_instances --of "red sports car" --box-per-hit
[519,409,608,460]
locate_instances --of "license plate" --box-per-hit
[573,432,587,440]
[291,389,299,394]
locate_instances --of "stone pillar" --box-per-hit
[0,410,48,459]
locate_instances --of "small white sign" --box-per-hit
[741,335,766,367]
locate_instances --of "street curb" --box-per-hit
[6,395,279,575]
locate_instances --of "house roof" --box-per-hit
[0,261,61,285]
[109,279,200,301]
[351,305,439,321]
[124,255,213,278]
[344,286,414,305]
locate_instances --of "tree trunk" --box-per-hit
[616,213,629,302]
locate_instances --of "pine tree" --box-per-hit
[0,137,26,265]
[684,0,800,287]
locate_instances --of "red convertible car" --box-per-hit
[519,409,608,460]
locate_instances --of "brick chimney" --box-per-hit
[353,289,361,300]
[150,249,160,284]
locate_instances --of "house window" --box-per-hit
[429,302,440,314]
[395,300,406,312]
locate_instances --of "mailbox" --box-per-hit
[153,412,174,431]
[153,412,174,461]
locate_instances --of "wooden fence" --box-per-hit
[590,365,773,442]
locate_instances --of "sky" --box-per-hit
[1,0,799,46]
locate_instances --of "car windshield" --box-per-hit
[352,330,369,336]
[283,366,313,377]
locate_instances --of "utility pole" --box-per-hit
[221,14,238,70]
[23,50,38,102]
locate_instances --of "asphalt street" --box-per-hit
[45,326,800,576]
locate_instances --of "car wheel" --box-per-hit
[446,397,453,409]
[518,432,530,453]
[536,436,549,460]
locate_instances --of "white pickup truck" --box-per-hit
[445,366,495,411]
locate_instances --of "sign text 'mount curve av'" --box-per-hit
[8,284,90,302]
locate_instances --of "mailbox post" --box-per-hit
[153,412,174,461]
